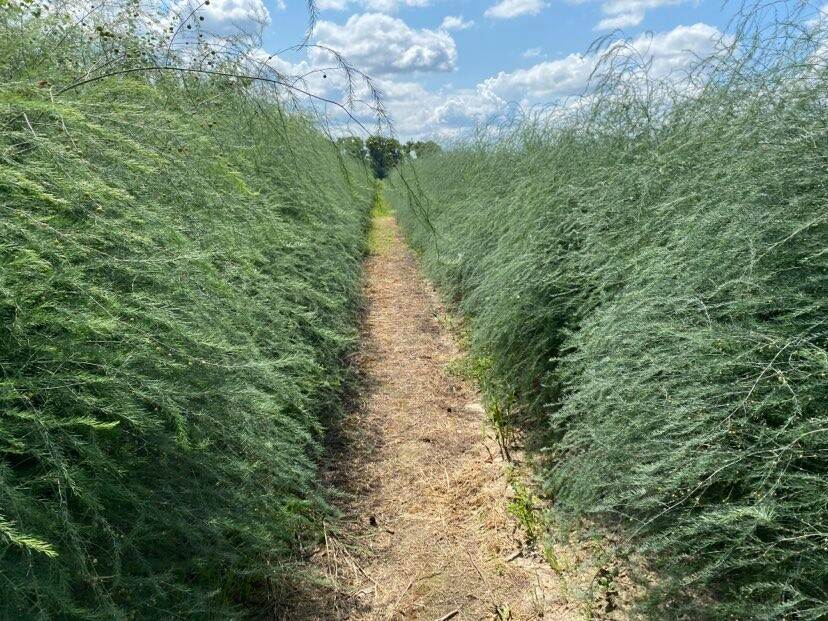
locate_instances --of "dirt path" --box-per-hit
[293,216,577,620]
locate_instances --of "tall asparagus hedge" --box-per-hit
[390,7,827,619]
[0,3,372,617]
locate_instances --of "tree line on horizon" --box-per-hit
[337,135,442,179]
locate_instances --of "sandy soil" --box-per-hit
[288,216,579,620]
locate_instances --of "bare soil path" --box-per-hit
[292,216,577,620]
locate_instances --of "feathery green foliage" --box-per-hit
[0,4,372,617]
[389,6,828,618]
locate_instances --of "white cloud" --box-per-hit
[802,4,828,66]
[594,0,690,31]
[482,53,594,101]
[481,23,723,103]
[602,0,685,15]
[359,23,722,139]
[249,48,312,77]
[312,13,457,74]
[428,89,501,126]
[353,79,501,139]
[595,11,643,30]
[523,46,543,58]
[259,22,724,141]
[316,0,350,8]
[173,0,271,37]
[807,2,828,26]
[637,22,723,75]
[316,0,429,12]
[440,15,474,31]
[484,0,548,19]
[364,0,429,10]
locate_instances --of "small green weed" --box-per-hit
[366,183,395,255]
[371,181,392,217]
[446,353,491,383]
[507,482,543,545]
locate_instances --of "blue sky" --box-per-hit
[191,0,823,139]
[266,0,727,85]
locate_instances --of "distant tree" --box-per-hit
[403,140,442,159]
[336,136,365,160]
[366,135,402,179]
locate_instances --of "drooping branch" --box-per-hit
[55,64,376,135]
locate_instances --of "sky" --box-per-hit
[184,0,823,140]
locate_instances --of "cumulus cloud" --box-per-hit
[428,89,501,127]
[316,0,350,9]
[349,79,501,139]
[311,13,457,74]
[172,0,271,38]
[272,22,725,141]
[482,23,723,103]
[595,11,644,30]
[249,48,312,77]
[594,0,690,31]
[807,2,828,26]
[386,22,723,138]
[481,53,594,101]
[484,0,548,20]
[637,22,723,75]
[440,15,474,31]
[364,0,430,10]
[316,0,429,12]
